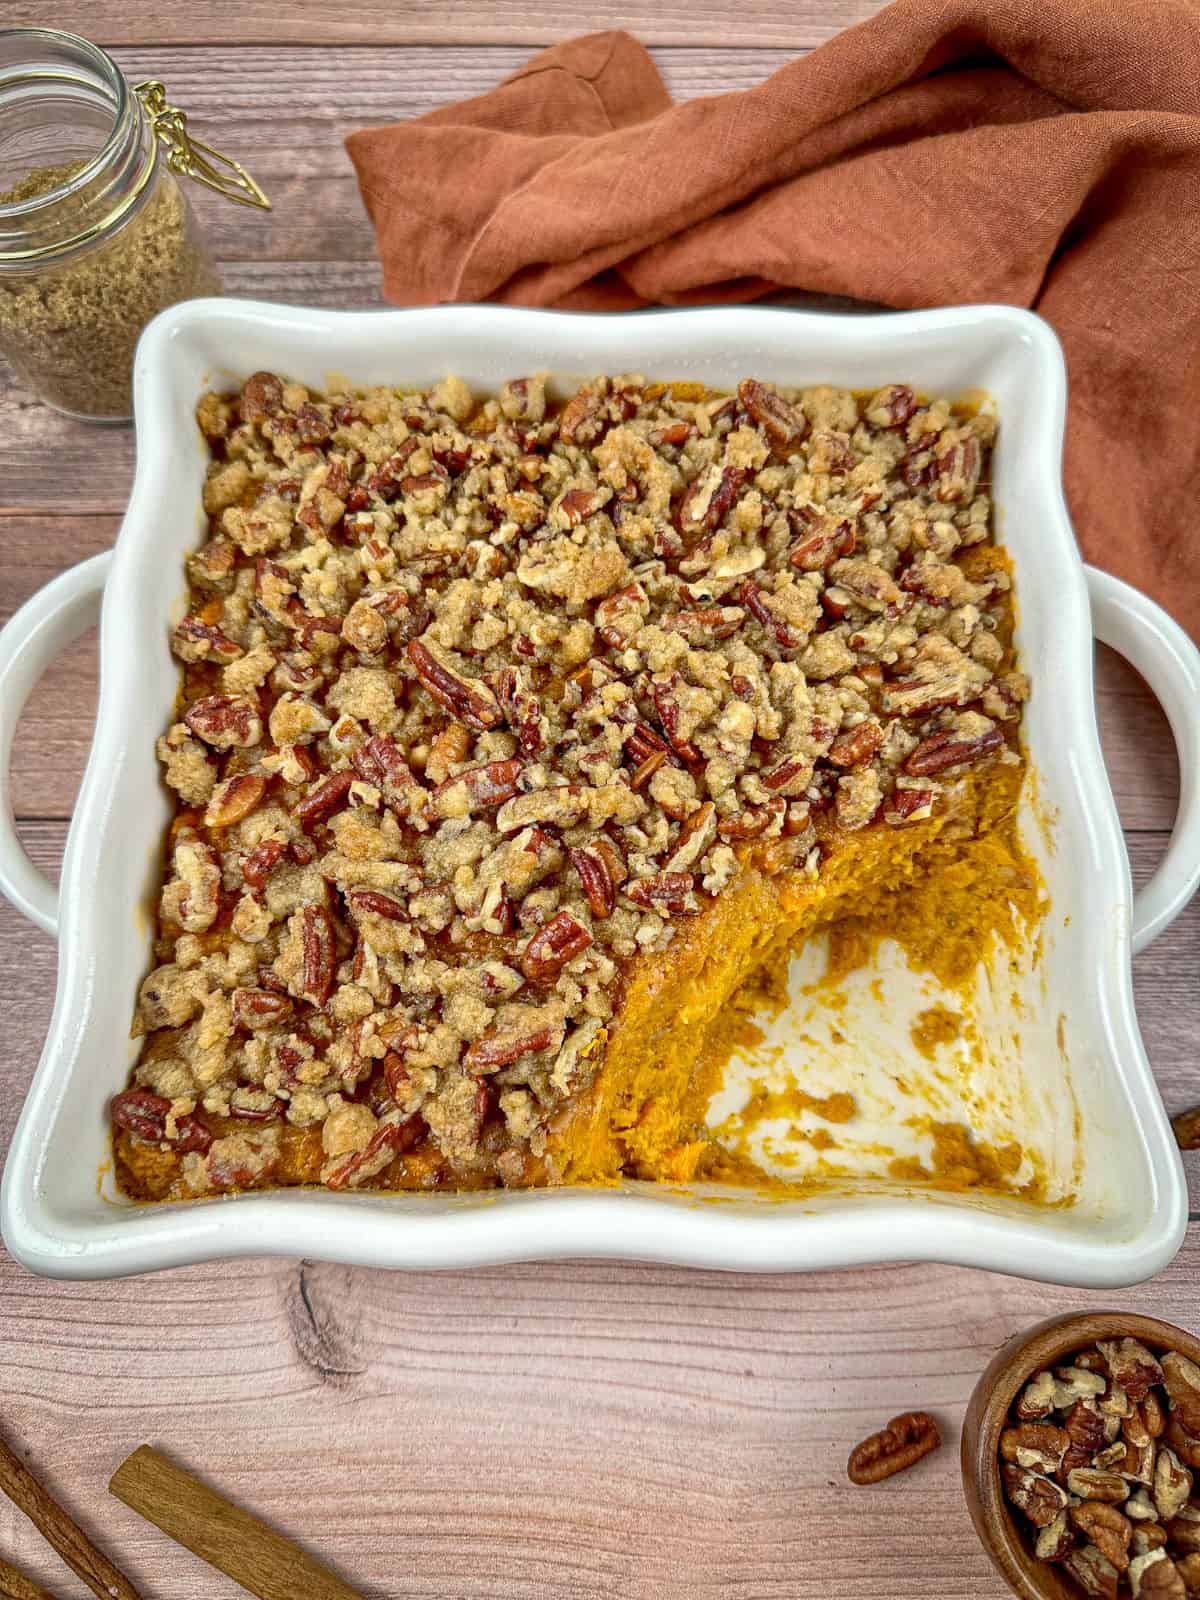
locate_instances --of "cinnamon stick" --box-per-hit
[0,1552,60,1600]
[0,1433,141,1600]
[109,1446,367,1600]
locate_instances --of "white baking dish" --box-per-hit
[2,301,1198,1283]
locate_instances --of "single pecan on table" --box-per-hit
[846,1411,942,1485]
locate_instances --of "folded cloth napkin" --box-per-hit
[346,0,1200,635]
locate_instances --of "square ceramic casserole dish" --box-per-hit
[1,301,1198,1283]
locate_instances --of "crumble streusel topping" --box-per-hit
[116,369,1026,1193]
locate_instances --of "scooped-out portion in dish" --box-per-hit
[112,367,1044,1202]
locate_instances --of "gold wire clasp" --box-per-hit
[134,81,271,210]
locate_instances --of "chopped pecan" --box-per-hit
[651,673,701,763]
[594,582,648,649]
[239,370,283,423]
[352,733,427,818]
[1172,1107,1200,1151]
[231,988,294,1031]
[1035,1511,1075,1562]
[630,749,668,791]
[298,904,336,1006]
[558,385,605,445]
[905,727,1004,776]
[827,721,884,769]
[1132,1552,1187,1600]
[788,513,855,571]
[847,1412,940,1485]
[204,772,267,830]
[407,639,502,730]
[324,1118,423,1192]
[883,786,935,825]
[185,694,262,750]
[1156,1450,1194,1524]
[677,464,745,538]
[241,836,288,890]
[172,615,242,665]
[435,759,524,813]
[296,770,355,833]
[520,911,593,982]
[491,666,543,756]
[557,485,610,527]
[465,1017,562,1072]
[740,579,799,651]
[625,872,697,916]
[346,889,408,922]
[716,799,783,842]
[737,379,808,451]
[934,431,982,503]
[864,384,918,429]
[111,1089,211,1154]
[659,606,745,642]
[1062,1544,1120,1599]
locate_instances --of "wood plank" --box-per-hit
[1,1235,1200,1600]
[4,2,884,48]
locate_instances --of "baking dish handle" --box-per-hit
[1086,565,1200,954]
[0,553,111,939]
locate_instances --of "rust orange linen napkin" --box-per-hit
[345,0,1200,636]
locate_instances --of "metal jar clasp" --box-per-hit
[135,80,271,210]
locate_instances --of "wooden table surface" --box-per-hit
[1,5,1198,1596]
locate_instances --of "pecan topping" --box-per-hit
[905,727,1004,776]
[407,639,502,730]
[678,464,745,538]
[847,1412,941,1485]
[205,773,267,829]
[521,911,594,982]
[347,889,408,922]
[625,872,697,916]
[298,904,336,1006]
[242,836,288,889]
[788,513,855,571]
[827,722,884,769]
[571,845,617,919]
[172,615,242,665]
[491,666,543,756]
[435,759,524,813]
[296,770,355,832]
[111,1089,211,1154]
[737,379,808,450]
[231,988,294,1031]
[1004,1464,1069,1527]
[185,694,262,750]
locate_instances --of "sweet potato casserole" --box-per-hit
[112,367,1031,1200]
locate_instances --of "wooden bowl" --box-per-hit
[961,1311,1200,1599]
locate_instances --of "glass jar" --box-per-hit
[0,30,265,422]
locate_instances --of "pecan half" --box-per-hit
[111,1089,211,1154]
[1069,1469,1132,1504]
[558,385,605,445]
[520,911,593,982]
[864,384,917,429]
[407,639,501,730]
[239,370,283,423]
[1000,1423,1070,1475]
[205,772,267,829]
[571,845,617,919]
[659,606,745,643]
[905,727,1004,776]
[738,379,808,451]
[298,904,336,1006]
[1071,1504,1133,1574]
[465,1018,561,1072]
[1062,1544,1120,1599]
[847,1412,941,1485]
